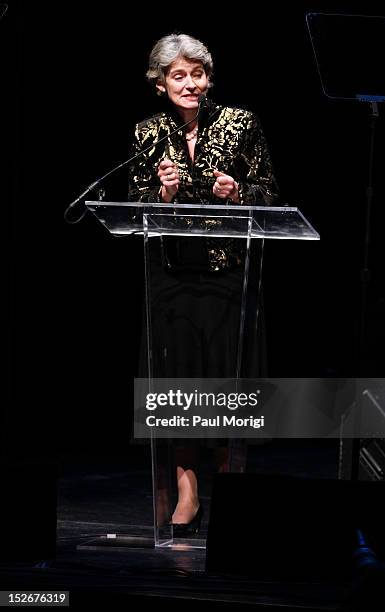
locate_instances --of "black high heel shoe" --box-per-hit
[172,505,204,538]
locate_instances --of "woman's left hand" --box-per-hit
[213,170,240,203]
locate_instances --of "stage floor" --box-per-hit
[1,441,352,610]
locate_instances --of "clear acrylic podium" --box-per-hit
[85,201,320,549]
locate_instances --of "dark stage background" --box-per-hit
[4,1,385,461]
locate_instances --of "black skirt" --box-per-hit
[136,237,267,447]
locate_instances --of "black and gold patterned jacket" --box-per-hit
[128,98,279,270]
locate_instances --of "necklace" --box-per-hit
[185,127,198,141]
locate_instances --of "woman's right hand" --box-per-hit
[158,159,179,202]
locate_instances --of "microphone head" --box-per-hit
[198,93,207,108]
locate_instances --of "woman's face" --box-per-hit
[157,57,209,113]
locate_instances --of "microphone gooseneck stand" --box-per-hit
[64,96,206,224]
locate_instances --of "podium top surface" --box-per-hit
[85,201,320,240]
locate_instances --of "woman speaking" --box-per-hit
[128,33,278,535]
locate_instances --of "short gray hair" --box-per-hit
[146,34,214,87]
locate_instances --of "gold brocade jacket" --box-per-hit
[128,98,279,271]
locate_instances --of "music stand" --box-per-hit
[306,12,385,364]
[306,12,385,480]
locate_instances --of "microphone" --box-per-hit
[198,93,207,107]
[64,94,207,223]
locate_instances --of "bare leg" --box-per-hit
[172,447,200,524]
[172,466,200,523]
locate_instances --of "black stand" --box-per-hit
[358,100,379,373]
[306,12,385,481]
